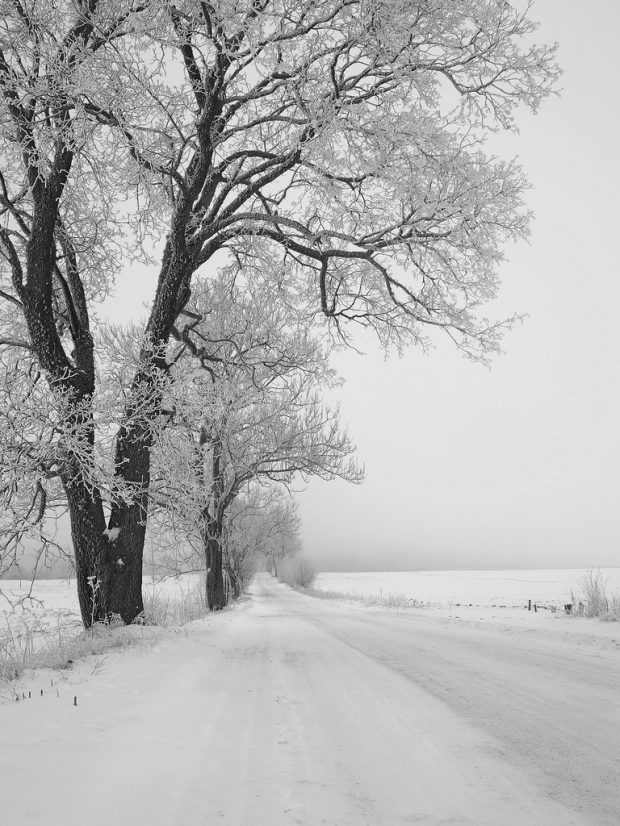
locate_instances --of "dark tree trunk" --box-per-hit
[205,518,226,610]
[104,501,146,624]
[63,479,109,626]
[104,398,153,624]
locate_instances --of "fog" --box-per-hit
[298,0,620,571]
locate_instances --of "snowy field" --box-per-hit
[0,574,204,653]
[314,567,620,608]
[312,567,620,647]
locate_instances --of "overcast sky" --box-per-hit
[296,0,620,571]
[104,1,620,573]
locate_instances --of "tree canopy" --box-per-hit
[0,0,560,624]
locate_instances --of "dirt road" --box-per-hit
[2,574,619,825]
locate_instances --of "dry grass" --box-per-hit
[308,587,426,610]
[0,579,208,683]
[0,613,146,682]
[573,570,620,620]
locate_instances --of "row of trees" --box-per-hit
[147,272,362,607]
[1,266,363,608]
[0,0,559,626]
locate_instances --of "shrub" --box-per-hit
[278,556,317,589]
[577,570,620,619]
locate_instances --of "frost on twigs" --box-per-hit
[0,0,559,624]
[146,273,361,595]
[0,0,558,361]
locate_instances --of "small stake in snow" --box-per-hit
[528,599,531,611]
[40,690,43,697]
[28,691,31,698]
[74,696,77,707]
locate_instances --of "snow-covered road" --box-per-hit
[2,574,619,825]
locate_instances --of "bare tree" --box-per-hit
[147,487,302,599]
[150,274,362,608]
[0,2,164,624]
[255,497,304,582]
[223,491,306,587]
[0,0,559,624]
[223,490,303,592]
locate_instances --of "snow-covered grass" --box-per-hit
[312,567,620,612]
[0,574,206,681]
[577,568,620,618]
[310,587,425,610]
[0,617,150,682]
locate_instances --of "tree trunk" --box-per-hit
[104,501,146,624]
[205,518,226,610]
[63,479,109,626]
[104,413,152,624]
[63,459,146,626]
[225,563,241,599]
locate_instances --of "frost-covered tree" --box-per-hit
[0,0,559,624]
[147,487,301,599]
[256,497,304,581]
[223,491,302,592]
[150,275,362,608]
[0,1,165,624]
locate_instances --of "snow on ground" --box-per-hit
[0,572,204,614]
[1,570,619,824]
[314,567,620,608]
[1,574,619,825]
[0,574,204,652]
[313,567,620,648]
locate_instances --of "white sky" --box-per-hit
[103,1,620,572]
[298,0,620,570]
